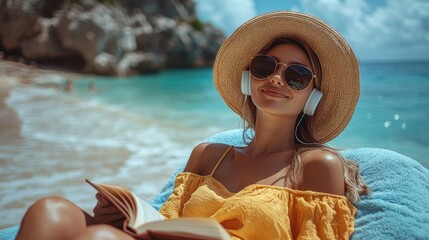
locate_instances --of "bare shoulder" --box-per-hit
[299,148,345,195]
[184,142,232,175]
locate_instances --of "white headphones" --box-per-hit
[241,70,323,116]
[241,71,252,95]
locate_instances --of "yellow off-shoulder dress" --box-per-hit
[160,146,357,240]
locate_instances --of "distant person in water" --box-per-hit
[64,79,74,93]
[87,81,98,93]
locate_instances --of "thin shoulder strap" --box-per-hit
[209,145,234,177]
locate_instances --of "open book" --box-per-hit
[85,179,231,240]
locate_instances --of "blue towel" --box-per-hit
[0,225,19,240]
[2,129,429,239]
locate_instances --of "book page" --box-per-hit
[85,180,230,239]
[135,218,231,240]
[85,179,163,230]
[131,192,164,227]
[86,179,132,218]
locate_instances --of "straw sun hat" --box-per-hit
[213,11,360,143]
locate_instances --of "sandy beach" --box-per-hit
[0,61,86,229]
[0,60,184,229]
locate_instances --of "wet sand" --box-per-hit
[0,62,34,228]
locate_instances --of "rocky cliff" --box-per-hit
[0,0,225,75]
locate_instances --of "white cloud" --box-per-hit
[194,0,429,60]
[299,0,429,60]
[194,0,257,35]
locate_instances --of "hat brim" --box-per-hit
[213,11,360,143]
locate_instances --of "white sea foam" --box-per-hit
[1,84,196,228]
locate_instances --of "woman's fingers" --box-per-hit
[92,192,125,227]
[94,204,119,214]
[110,219,126,229]
[95,193,110,206]
[94,212,124,223]
[93,204,124,224]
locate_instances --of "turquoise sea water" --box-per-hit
[1,60,428,228]
[70,61,429,168]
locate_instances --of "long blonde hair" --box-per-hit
[241,38,370,203]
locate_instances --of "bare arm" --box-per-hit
[183,142,211,174]
[299,150,345,196]
[184,142,231,175]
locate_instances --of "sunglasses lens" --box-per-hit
[250,55,277,79]
[284,65,313,90]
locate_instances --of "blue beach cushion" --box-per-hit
[2,129,429,239]
[151,129,429,239]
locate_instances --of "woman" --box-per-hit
[16,11,369,240]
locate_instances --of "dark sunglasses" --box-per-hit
[250,54,316,90]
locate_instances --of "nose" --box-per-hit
[269,65,285,86]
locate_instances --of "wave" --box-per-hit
[1,84,201,228]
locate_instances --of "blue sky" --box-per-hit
[194,0,429,62]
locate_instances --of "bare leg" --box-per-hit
[72,224,135,240]
[16,196,87,240]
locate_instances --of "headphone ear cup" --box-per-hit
[241,71,251,95]
[303,89,323,116]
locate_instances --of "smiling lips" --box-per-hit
[261,87,290,98]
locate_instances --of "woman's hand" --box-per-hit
[93,193,125,229]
